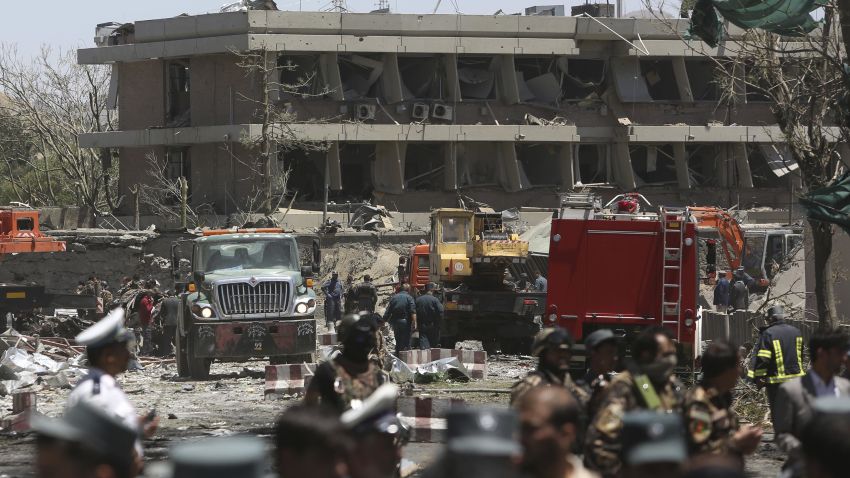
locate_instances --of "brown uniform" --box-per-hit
[510,369,590,407]
[684,384,741,458]
[584,371,685,478]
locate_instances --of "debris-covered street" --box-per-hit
[3,1,850,478]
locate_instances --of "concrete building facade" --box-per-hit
[78,10,835,214]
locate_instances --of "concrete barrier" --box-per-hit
[400,349,488,379]
[1,391,37,432]
[397,396,465,442]
[264,364,315,400]
[318,333,338,346]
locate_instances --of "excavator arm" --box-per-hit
[688,206,744,272]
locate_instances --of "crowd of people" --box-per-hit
[27,290,850,478]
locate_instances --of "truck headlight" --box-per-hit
[191,303,216,319]
[295,303,308,314]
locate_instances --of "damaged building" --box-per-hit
[77,10,840,213]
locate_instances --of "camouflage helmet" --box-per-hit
[337,312,378,344]
[531,327,574,357]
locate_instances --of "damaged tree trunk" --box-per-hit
[838,0,850,62]
[810,219,838,328]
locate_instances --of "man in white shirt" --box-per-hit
[774,328,850,473]
[66,308,159,466]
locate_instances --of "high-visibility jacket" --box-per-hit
[747,320,804,384]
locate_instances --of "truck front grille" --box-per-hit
[216,281,290,316]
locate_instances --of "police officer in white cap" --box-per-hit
[66,307,158,463]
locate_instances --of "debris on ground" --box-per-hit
[349,204,394,231]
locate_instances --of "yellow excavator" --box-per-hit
[425,208,541,353]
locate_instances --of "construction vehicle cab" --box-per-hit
[429,209,474,282]
[689,206,802,286]
[424,208,541,352]
[170,229,319,379]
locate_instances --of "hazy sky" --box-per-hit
[0,1,675,57]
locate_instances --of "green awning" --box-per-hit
[799,173,850,234]
[688,0,823,47]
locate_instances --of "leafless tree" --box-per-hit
[0,46,117,210]
[137,152,216,229]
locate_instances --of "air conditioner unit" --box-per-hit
[412,103,429,120]
[431,104,454,121]
[355,104,376,121]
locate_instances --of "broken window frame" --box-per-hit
[516,143,561,187]
[457,56,499,101]
[398,54,448,101]
[630,144,679,186]
[684,59,722,102]
[338,54,385,101]
[404,143,445,191]
[747,144,792,188]
[574,143,612,186]
[685,144,722,187]
[278,54,326,99]
[639,58,681,102]
[560,58,607,103]
[165,60,191,126]
[165,147,191,202]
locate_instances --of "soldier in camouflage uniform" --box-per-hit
[365,311,396,371]
[684,341,762,464]
[581,329,619,419]
[510,327,589,407]
[584,327,685,478]
[305,313,387,413]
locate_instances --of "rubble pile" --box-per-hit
[0,334,87,396]
[13,313,93,339]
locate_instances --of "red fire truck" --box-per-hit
[545,194,700,361]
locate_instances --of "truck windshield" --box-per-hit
[198,238,298,273]
[441,217,469,243]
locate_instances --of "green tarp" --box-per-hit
[799,173,850,234]
[689,0,824,47]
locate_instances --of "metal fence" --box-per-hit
[701,311,849,347]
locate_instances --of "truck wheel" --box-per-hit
[174,330,212,380]
[186,336,212,380]
[175,328,190,378]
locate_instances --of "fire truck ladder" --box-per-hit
[660,207,686,339]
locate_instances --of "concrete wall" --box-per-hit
[119,60,165,130]
[190,53,262,127]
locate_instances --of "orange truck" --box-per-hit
[0,207,97,329]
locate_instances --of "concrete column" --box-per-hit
[444,54,462,103]
[373,142,406,195]
[380,52,404,104]
[559,143,575,188]
[326,142,343,191]
[498,142,524,192]
[613,142,637,190]
[673,143,691,189]
[732,143,754,188]
[497,54,520,105]
[443,142,458,190]
[671,57,693,102]
[319,52,343,101]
